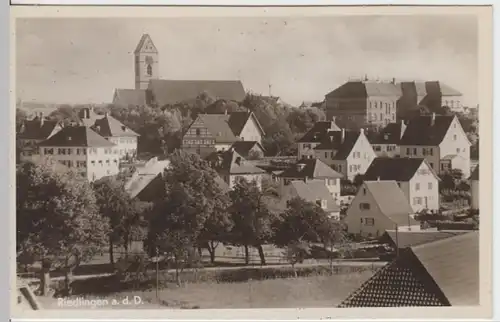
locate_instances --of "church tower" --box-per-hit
[134,34,159,90]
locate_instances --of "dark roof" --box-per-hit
[400,115,455,146]
[313,130,361,160]
[326,81,402,98]
[17,117,61,140]
[363,181,418,225]
[368,122,406,145]
[39,126,115,147]
[297,121,341,143]
[228,111,265,136]
[470,165,479,180]
[92,114,139,137]
[219,150,266,175]
[279,158,343,179]
[380,230,470,249]
[339,232,478,307]
[113,89,147,107]
[148,79,246,107]
[134,34,158,54]
[363,158,437,182]
[230,141,264,157]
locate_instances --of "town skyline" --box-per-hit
[16,15,478,107]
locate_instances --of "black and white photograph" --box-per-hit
[12,5,492,318]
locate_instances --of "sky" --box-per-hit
[16,15,478,106]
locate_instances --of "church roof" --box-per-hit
[148,79,246,107]
[113,89,147,107]
[134,34,158,54]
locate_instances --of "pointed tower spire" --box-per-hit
[134,34,159,90]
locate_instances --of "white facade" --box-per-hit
[238,116,263,143]
[298,142,319,160]
[107,136,138,159]
[397,163,440,212]
[40,146,120,182]
[227,173,263,190]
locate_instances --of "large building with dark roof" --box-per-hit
[363,157,440,212]
[338,231,479,307]
[17,115,63,162]
[112,34,246,108]
[325,78,463,130]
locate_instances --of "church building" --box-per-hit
[112,34,246,107]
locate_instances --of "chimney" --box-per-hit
[330,116,336,130]
[377,176,380,181]
[431,112,436,126]
[391,77,396,84]
[341,128,345,143]
[296,163,306,171]
[224,109,228,116]
[400,120,407,139]
[360,128,364,135]
[39,113,44,127]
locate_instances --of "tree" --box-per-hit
[147,150,227,281]
[92,176,146,269]
[353,174,364,187]
[282,240,310,277]
[17,159,109,295]
[229,177,274,265]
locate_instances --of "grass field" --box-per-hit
[41,270,374,309]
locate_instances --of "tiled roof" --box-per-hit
[195,114,239,144]
[363,181,418,226]
[363,157,437,182]
[400,115,455,146]
[113,89,147,107]
[326,81,402,98]
[39,125,115,148]
[148,79,246,107]
[297,121,341,143]
[17,117,61,140]
[134,34,158,54]
[125,158,170,199]
[313,130,360,160]
[290,180,340,213]
[368,122,406,145]
[470,165,479,180]
[220,150,266,175]
[227,111,265,136]
[230,141,264,158]
[380,230,469,249]
[92,114,139,137]
[279,158,343,180]
[339,232,478,307]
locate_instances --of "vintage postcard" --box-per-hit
[11,5,493,320]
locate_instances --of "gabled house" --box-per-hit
[313,128,376,180]
[17,115,64,161]
[230,141,265,159]
[470,165,479,210]
[38,125,119,182]
[345,181,420,238]
[363,157,440,212]
[209,149,266,190]
[368,121,407,157]
[78,108,140,161]
[269,179,341,220]
[399,113,471,178]
[338,231,479,307]
[182,111,265,158]
[279,158,343,200]
[296,119,341,159]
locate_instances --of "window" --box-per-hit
[146,64,152,76]
[429,162,434,169]
[325,152,328,158]
[413,197,422,205]
[415,183,420,191]
[364,218,375,226]
[428,182,433,189]
[422,148,427,156]
[331,151,334,159]
[456,148,460,153]
[413,148,417,155]
[406,148,410,155]
[453,134,457,141]
[380,113,383,121]
[374,146,381,152]
[359,203,370,210]
[67,149,72,155]
[196,128,201,136]
[362,188,367,195]
[374,102,378,108]
[429,148,433,156]
[360,218,363,224]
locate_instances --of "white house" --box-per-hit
[399,113,471,179]
[344,181,420,238]
[363,157,440,212]
[313,128,377,181]
[39,125,120,182]
[470,165,479,210]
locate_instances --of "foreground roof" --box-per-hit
[339,232,479,307]
[39,126,115,147]
[148,79,246,106]
[380,230,470,249]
